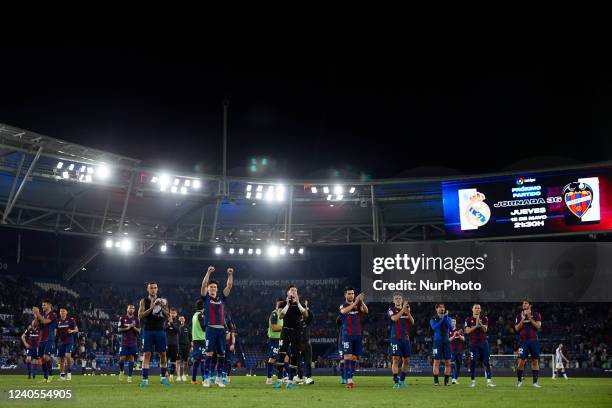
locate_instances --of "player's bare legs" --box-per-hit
[392,356,401,388]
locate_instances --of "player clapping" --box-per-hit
[387,293,413,389]
[514,300,542,387]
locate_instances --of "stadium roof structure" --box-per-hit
[0,122,606,280]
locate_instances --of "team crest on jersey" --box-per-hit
[563,181,593,218]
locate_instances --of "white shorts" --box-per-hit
[555,362,564,369]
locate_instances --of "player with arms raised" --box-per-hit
[200,265,234,387]
[275,285,308,389]
[388,292,413,389]
[515,300,542,387]
[339,287,368,389]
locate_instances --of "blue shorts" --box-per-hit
[57,343,73,358]
[451,351,463,364]
[226,350,234,364]
[205,327,226,355]
[119,344,138,357]
[142,330,167,353]
[268,339,280,359]
[37,340,54,357]
[338,344,344,359]
[192,340,205,361]
[433,341,451,360]
[470,343,490,362]
[342,335,363,357]
[26,347,39,359]
[519,341,540,360]
[390,338,412,357]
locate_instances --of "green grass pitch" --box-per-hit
[1,375,611,408]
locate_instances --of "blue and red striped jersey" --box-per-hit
[464,316,488,346]
[40,311,57,342]
[515,311,541,342]
[387,306,410,340]
[119,315,140,346]
[339,303,363,337]
[449,327,464,353]
[24,327,40,349]
[57,317,77,344]
[203,294,227,327]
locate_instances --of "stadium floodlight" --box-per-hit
[267,245,278,257]
[105,239,113,249]
[85,174,93,183]
[349,186,356,194]
[276,185,286,201]
[289,247,295,255]
[255,248,262,255]
[174,178,180,186]
[171,186,178,193]
[79,165,87,173]
[238,248,244,255]
[246,184,252,192]
[97,164,110,179]
[160,185,167,192]
[311,186,317,194]
[334,185,343,195]
[56,162,64,169]
[336,194,343,201]
[180,186,187,195]
[255,192,263,200]
[184,179,191,187]
[62,171,69,179]
[248,248,253,255]
[87,167,94,174]
[121,239,133,252]
[246,191,252,199]
[192,179,201,189]
[160,243,167,253]
[327,194,332,201]
[159,174,170,186]
[323,186,330,194]
[79,174,86,182]
[115,241,122,248]
[68,163,75,171]
[298,247,305,255]
[214,246,222,255]
[279,247,286,256]
[265,185,275,201]
[151,176,158,184]
[256,185,263,192]
[229,248,235,255]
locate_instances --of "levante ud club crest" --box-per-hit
[563,181,593,218]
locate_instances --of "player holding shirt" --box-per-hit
[449,318,465,384]
[387,292,413,389]
[266,298,285,385]
[32,300,57,383]
[57,307,78,381]
[138,282,170,387]
[200,265,234,388]
[465,304,495,387]
[118,304,140,383]
[514,300,542,387]
[339,287,369,389]
[21,320,40,379]
[430,303,452,386]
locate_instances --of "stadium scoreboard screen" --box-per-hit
[442,166,612,239]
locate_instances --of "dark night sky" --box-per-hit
[1,47,611,179]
